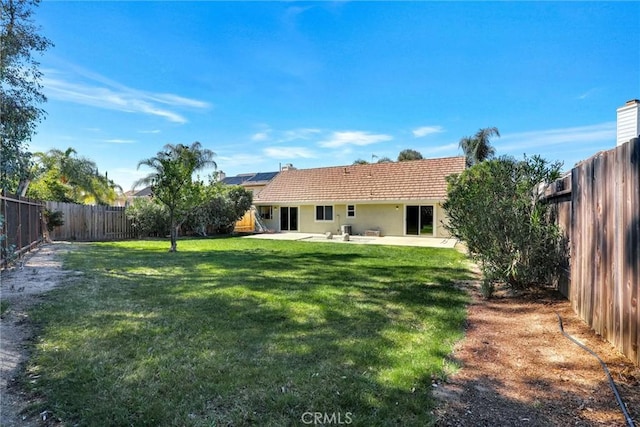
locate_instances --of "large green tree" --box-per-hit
[458,127,499,167]
[1,0,52,193]
[443,155,565,295]
[27,148,121,204]
[397,149,423,162]
[135,142,216,252]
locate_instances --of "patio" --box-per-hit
[241,232,459,248]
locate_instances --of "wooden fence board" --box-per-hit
[46,202,134,242]
[233,209,255,233]
[547,138,639,365]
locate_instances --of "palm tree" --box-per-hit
[459,127,500,167]
[135,141,216,252]
[28,147,120,204]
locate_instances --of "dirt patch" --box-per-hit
[1,243,80,426]
[433,284,640,426]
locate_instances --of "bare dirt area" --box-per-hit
[434,284,640,427]
[1,243,80,426]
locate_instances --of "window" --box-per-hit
[346,205,356,218]
[258,205,273,220]
[315,205,334,221]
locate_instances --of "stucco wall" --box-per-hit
[435,203,449,238]
[255,201,453,237]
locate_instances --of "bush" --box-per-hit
[125,198,170,238]
[443,155,567,294]
[43,209,64,232]
[186,185,253,235]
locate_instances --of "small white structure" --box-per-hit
[616,99,640,146]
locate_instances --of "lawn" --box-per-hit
[25,238,472,426]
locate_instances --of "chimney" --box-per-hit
[616,99,640,146]
[281,163,295,171]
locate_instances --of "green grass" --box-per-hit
[25,238,472,426]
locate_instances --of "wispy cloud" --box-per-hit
[412,125,444,138]
[263,146,317,159]
[216,153,268,169]
[104,139,136,144]
[252,131,271,142]
[498,122,616,152]
[148,93,209,109]
[421,142,459,155]
[318,131,392,148]
[576,88,601,100]
[42,67,210,124]
[138,129,161,134]
[279,128,321,142]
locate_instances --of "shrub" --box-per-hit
[43,209,64,232]
[443,155,567,294]
[125,198,170,238]
[186,185,253,235]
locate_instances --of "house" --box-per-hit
[123,186,153,206]
[220,171,280,197]
[220,170,281,232]
[253,156,466,237]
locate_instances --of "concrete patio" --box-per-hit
[241,232,459,248]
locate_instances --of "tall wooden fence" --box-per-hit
[1,192,45,265]
[545,138,639,365]
[46,201,135,242]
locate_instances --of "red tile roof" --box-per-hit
[254,156,466,203]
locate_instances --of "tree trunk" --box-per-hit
[17,179,30,197]
[169,211,178,252]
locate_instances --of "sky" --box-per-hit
[30,1,640,192]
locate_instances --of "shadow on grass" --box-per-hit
[26,239,473,426]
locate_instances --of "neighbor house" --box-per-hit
[220,171,280,197]
[220,170,281,232]
[253,156,466,237]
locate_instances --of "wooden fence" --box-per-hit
[46,201,135,242]
[1,191,45,265]
[233,209,255,233]
[545,137,639,365]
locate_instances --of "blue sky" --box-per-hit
[31,1,639,191]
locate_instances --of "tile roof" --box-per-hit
[255,156,466,203]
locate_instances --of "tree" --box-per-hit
[458,127,499,167]
[186,183,253,235]
[397,149,423,161]
[443,155,565,296]
[1,0,52,193]
[134,142,216,252]
[376,156,393,163]
[352,159,369,165]
[27,147,122,204]
[125,197,170,238]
